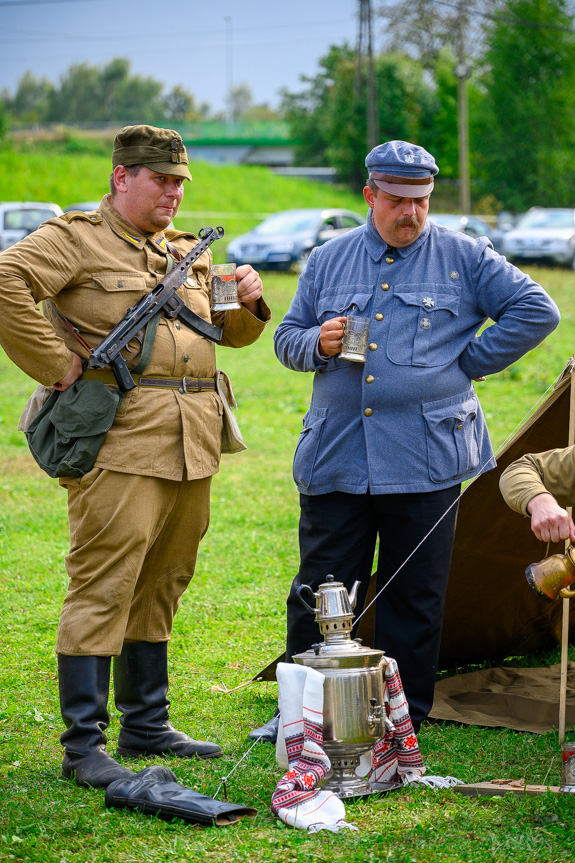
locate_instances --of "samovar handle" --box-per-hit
[296,584,317,615]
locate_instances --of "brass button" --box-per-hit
[375,313,384,321]
[381,282,390,291]
[364,408,373,417]
[386,257,395,264]
[369,343,378,351]
[184,354,189,362]
[456,424,463,430]
[175,322,181,330]
[365,375,374,383]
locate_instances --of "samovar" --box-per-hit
[292,574,392,798]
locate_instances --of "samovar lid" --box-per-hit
[293,637,387,669]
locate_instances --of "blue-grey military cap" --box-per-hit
[366,140,438,197]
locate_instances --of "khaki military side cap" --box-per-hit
[112,124,192,181]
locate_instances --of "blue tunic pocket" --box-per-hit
[423,389,480,483]
[293,407,328,489]
[386,288,460,367]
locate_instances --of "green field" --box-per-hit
[1,145,575,861]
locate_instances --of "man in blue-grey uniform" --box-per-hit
[250,140,560,742]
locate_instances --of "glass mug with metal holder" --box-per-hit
[339,314,370,363]
[210,263,241,312]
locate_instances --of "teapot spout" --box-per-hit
[348,580,361,610]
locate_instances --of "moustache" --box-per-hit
[396,216,419,229]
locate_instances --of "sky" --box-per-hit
[0,0,364,114]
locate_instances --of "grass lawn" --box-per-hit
[1,266,575,863]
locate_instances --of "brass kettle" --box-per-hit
[526,545,575,602]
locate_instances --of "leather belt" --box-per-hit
[82,369,216,392]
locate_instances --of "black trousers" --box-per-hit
[286,486,461,730]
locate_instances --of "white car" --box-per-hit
[0,201,63,252]
[502,207,575,267]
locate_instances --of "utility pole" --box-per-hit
[357,0,379,151]
[454,0,471,213]
[224,15,233,132]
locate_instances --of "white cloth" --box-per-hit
[272,663,357,833]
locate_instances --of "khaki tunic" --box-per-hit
[499,446,575,515]
[0,196,270,480]
[0,197,270,653]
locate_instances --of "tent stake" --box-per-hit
[560,358,575,742]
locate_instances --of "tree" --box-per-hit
[3,71,54,123]
[47,59,164,123]
[376,0,504,69]
[163,85,208,122]
[476,0,575,210]
[281,44,435,190]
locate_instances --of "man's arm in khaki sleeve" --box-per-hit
[500,446,575,542]
[0,220,80,385]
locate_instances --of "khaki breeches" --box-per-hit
[56,468,212,656]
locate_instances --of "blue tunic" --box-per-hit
[274,212,560,496]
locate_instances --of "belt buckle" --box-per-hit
[181,376,199,393]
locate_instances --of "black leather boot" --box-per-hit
[247,707,280,743]
[58,655,135,789]
[113,641,222,760]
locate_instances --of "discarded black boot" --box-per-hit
[247,707,280,743]
[114,641,222,760]
[105,768,257,826]
[58,655,135,789]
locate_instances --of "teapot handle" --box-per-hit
[296,584,316,615]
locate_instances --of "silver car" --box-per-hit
[0,201,63,251]
[502,207,575,267]
[427,213,505,253]
[226,208,365,274]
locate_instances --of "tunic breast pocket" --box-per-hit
[386,288,460,367]
[90,272,149,330]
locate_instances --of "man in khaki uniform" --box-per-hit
[0,125,270,788]
[500,447,575,543]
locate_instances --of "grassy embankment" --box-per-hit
[1,143,575,862]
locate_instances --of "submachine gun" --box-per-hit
[89,226,225,392]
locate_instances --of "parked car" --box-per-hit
[0,201,63,251]
[63,201,101,213]
[427,213,505,253]
[501,207,575,267]
[226,208,366,273]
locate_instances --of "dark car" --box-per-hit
[428,213,505,253]
[226,208,365,273]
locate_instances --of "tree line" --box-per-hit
[1,0,574,212]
